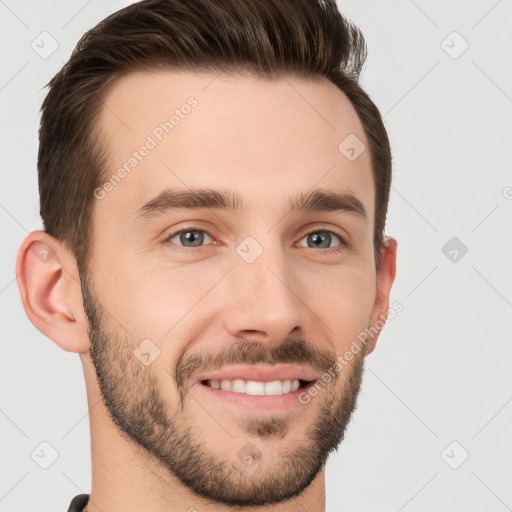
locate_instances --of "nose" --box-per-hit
[220,245,305,347]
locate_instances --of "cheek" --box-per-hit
[304,264,376,351]
[95,242,377,365]
[97,259,222,361]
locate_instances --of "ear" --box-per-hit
[15,230,90,353]
[364,236,397,355]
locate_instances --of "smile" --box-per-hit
[202,378,310,396]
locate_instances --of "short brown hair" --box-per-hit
[38,0,392,274]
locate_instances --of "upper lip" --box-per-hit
[195,364,320,384]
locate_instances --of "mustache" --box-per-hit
[174,337,339,392]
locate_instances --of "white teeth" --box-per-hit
[264,380,283,395]
[208,378,303,395]
[231,379,246,393]
[220,379,232,391]
[246,380,264,395]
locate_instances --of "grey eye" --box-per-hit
[167,229,212,247]
[298,231,342,249]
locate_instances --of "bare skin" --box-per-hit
[16,70,397,512]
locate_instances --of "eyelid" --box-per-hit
[299,223,348,243]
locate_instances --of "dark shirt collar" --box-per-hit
[67,494,89,512]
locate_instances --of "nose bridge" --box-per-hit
[221,234,304,342]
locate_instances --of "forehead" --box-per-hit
[95,69,374,227]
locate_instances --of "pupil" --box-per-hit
[310,232,329,248]
[183,231,203,247]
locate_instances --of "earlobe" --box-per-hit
[364,236,398,355]
[15,230,90,354]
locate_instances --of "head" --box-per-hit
[17,0,397,508]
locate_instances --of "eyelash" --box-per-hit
[162,224,348,254]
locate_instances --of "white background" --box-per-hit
[1,1,511,511]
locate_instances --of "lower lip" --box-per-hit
[195,381,316,412]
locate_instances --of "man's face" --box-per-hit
[83,70,379,506]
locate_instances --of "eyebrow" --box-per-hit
[133,187,367,224]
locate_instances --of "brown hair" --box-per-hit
[38,0,392,274]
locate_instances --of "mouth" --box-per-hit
[200,378,312,395]
[193,365,319,412]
